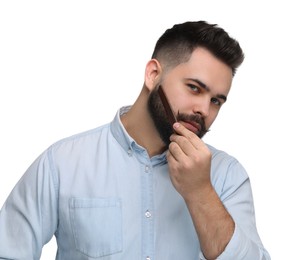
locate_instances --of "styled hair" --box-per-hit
[151,21,244,75]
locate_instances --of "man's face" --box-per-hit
[148,47,233,146]
[148,87,208,146]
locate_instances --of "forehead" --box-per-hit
[177,47,233,94]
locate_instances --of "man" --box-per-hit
[0,21,270,259]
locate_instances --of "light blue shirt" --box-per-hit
[0,107,270,259]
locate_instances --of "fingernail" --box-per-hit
[174,122,180,128]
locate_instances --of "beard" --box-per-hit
[147,87,208,148]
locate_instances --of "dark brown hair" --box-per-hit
[152,21,244,75]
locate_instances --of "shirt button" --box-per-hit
[145,210,152,218]
[146,257,151,260]
[145,165,149,172]
[127,148,132,156]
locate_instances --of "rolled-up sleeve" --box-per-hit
[200,152,271,259]
[0,148,58,259]
[199,223,270,259]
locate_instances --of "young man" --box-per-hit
[0,21,270,259]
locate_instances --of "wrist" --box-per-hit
[184,182,214,206]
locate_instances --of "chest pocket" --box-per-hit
[69,197,122,258]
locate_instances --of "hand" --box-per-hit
[167,123,235,259]
[167,122,212,202]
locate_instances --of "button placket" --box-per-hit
[141,162,154,260]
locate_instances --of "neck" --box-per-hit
[121,88,166,157]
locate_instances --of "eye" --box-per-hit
[211,97,222,106]
[188,84,201,93]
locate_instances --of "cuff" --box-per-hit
[198,223,249,260]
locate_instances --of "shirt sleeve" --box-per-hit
[200,157,271,260]
[0,148,58,259]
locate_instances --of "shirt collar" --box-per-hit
[110,106,135,154]
[110,106,167,164]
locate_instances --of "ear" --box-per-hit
[144,59,162,91]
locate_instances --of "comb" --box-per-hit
[157,85,177,127]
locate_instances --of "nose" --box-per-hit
[193,98,210,118]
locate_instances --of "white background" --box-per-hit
[0,1,295,259]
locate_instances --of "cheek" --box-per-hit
[167,91,188,113]
[172,98,189,114]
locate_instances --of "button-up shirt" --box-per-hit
[0,107,270,259]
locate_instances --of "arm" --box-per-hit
[184,184,235,259]
[167,122,270,260]
[0,149,58,259]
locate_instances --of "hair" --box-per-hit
[151,21,244,75]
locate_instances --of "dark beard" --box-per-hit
[147,88,208,148]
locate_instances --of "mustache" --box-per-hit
[176,111,208,135]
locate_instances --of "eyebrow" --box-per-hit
[186,78,227,102]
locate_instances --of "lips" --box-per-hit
[180,120,201,134]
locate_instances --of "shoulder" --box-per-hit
[207,144,240,166]
[206,144,249,195]
[43,123,112,162]
[55,123,110,147]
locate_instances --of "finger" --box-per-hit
[170,134,196,156]
[168,141,187,162]
[172,122,205,149]
[166,149,176,164]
